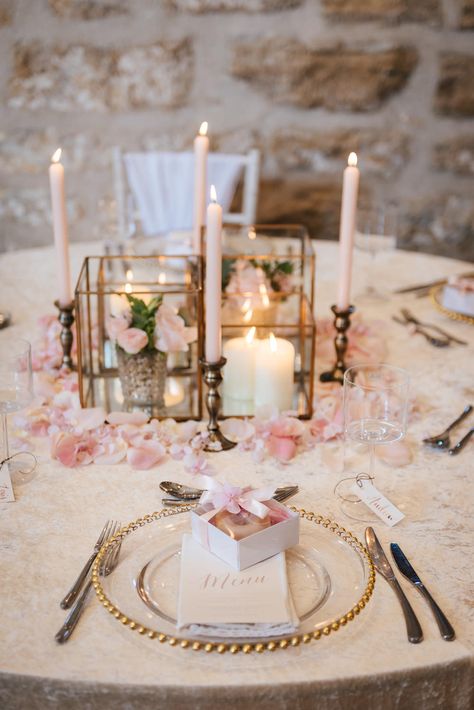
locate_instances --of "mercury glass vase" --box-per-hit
[116,347,167,409]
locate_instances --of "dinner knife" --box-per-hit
[390,543,455,641]
[365,527,423,644]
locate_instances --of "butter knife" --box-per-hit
[391,543,455,641]
[365,527,423,644]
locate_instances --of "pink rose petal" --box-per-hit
[127,439,166,469]
[266,435,297,462]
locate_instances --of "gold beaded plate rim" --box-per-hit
[92,507,376,654]
[430,285,474,326]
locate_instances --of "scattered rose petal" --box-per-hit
[220,418,255,443]
[127,439,166,469]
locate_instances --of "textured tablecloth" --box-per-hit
[0,240,473,710]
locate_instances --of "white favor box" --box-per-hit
[191,501,300,571]
[442,285,474,317]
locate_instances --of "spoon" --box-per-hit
[160,481,298,501]
[423,405,472,449]
[400,308,467,346]
[161,485,299,507]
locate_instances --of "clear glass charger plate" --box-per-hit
[94,508,375,654]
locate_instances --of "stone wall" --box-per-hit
[0,0,473,259]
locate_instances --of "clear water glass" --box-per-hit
[354,205,397,302]
[338,363,410,522]
[0,339,33,470]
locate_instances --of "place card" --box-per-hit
[0,462,15,503]
[350,479,404,527]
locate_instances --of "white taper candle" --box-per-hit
[192,121,209,254]
[49,148,72,306]
[205,185,222,363]
[337,152,360,310]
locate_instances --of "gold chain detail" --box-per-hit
[92,506,376,654]
[430,285,474,326]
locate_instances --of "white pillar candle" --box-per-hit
[255,333,295,412]
[205,185,222,363]
[337,152,360,310]
[49,148,72,306]
[192,121,209,254]
[223,327,257,400]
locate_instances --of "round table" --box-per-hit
[0,241,473,710]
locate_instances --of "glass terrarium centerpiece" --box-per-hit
[75,255,203,420]
[207,224,316,419]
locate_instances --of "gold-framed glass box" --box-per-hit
[75,255,203,420]
[216,224,316,419]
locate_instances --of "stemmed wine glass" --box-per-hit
[336,363,410,522]
[0,339,34,485]
[354,205,397,302]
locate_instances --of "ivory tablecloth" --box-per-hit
[0,241,473,710]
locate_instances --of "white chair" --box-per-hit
[113,147,260,242]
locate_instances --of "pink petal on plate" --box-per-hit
[220,418,255,442]
[376,440,412,467]
[107,411,149,426]
[127,440,166,470]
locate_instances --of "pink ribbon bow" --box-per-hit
[199,476,276,520]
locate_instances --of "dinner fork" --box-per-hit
[60,520,118,609]
[392,316,449,348]
[55,523,122,644]
[400,309,467,346]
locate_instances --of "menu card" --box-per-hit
[177,534,298,638]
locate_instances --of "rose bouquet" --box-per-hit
[106,295,197,408]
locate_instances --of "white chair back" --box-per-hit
[113,147,260,241]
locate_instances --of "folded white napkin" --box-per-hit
[124,152,244,236]
[177,534,299,638]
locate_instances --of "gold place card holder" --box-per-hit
[75,255,203,420]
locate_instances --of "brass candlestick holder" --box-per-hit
[319,304,355,384]
[200,357,237,451]
[54,300,75,370]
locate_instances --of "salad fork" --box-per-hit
[55,523,121,644]
[60,520,118,609]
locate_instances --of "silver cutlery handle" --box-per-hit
[446,406,472,434]
[60,552,97,609]
[55,579,93,644]
[419,586,455,641]
[162,498,196,507]
[389,578,423,644]
[449,428,473,455]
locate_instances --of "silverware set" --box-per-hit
[365,528,455,644]
[393,308,467,347]
[159,481,299,506]
[55,520,121,643]
[423,404,473,455]
[392,271,474,298]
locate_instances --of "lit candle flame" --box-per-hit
[124,282,133,294]
[348,152,358,167]
[269,332,277,353]
[248,227,256,241]
[245,326,256,344]
[125,268,133,281]
[51,148,62,163]
[158,272,166,285]
[210,184,217,203]
[259,283,270,309]
[199,121,208,136]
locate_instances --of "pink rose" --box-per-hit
[154,304,197,353]
[266,434,297,462]
[106,314,131,340]
[117,328,148,354]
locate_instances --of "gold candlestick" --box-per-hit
[319,304,355,384]
[55,300,75,370]
[200,357,237,451]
